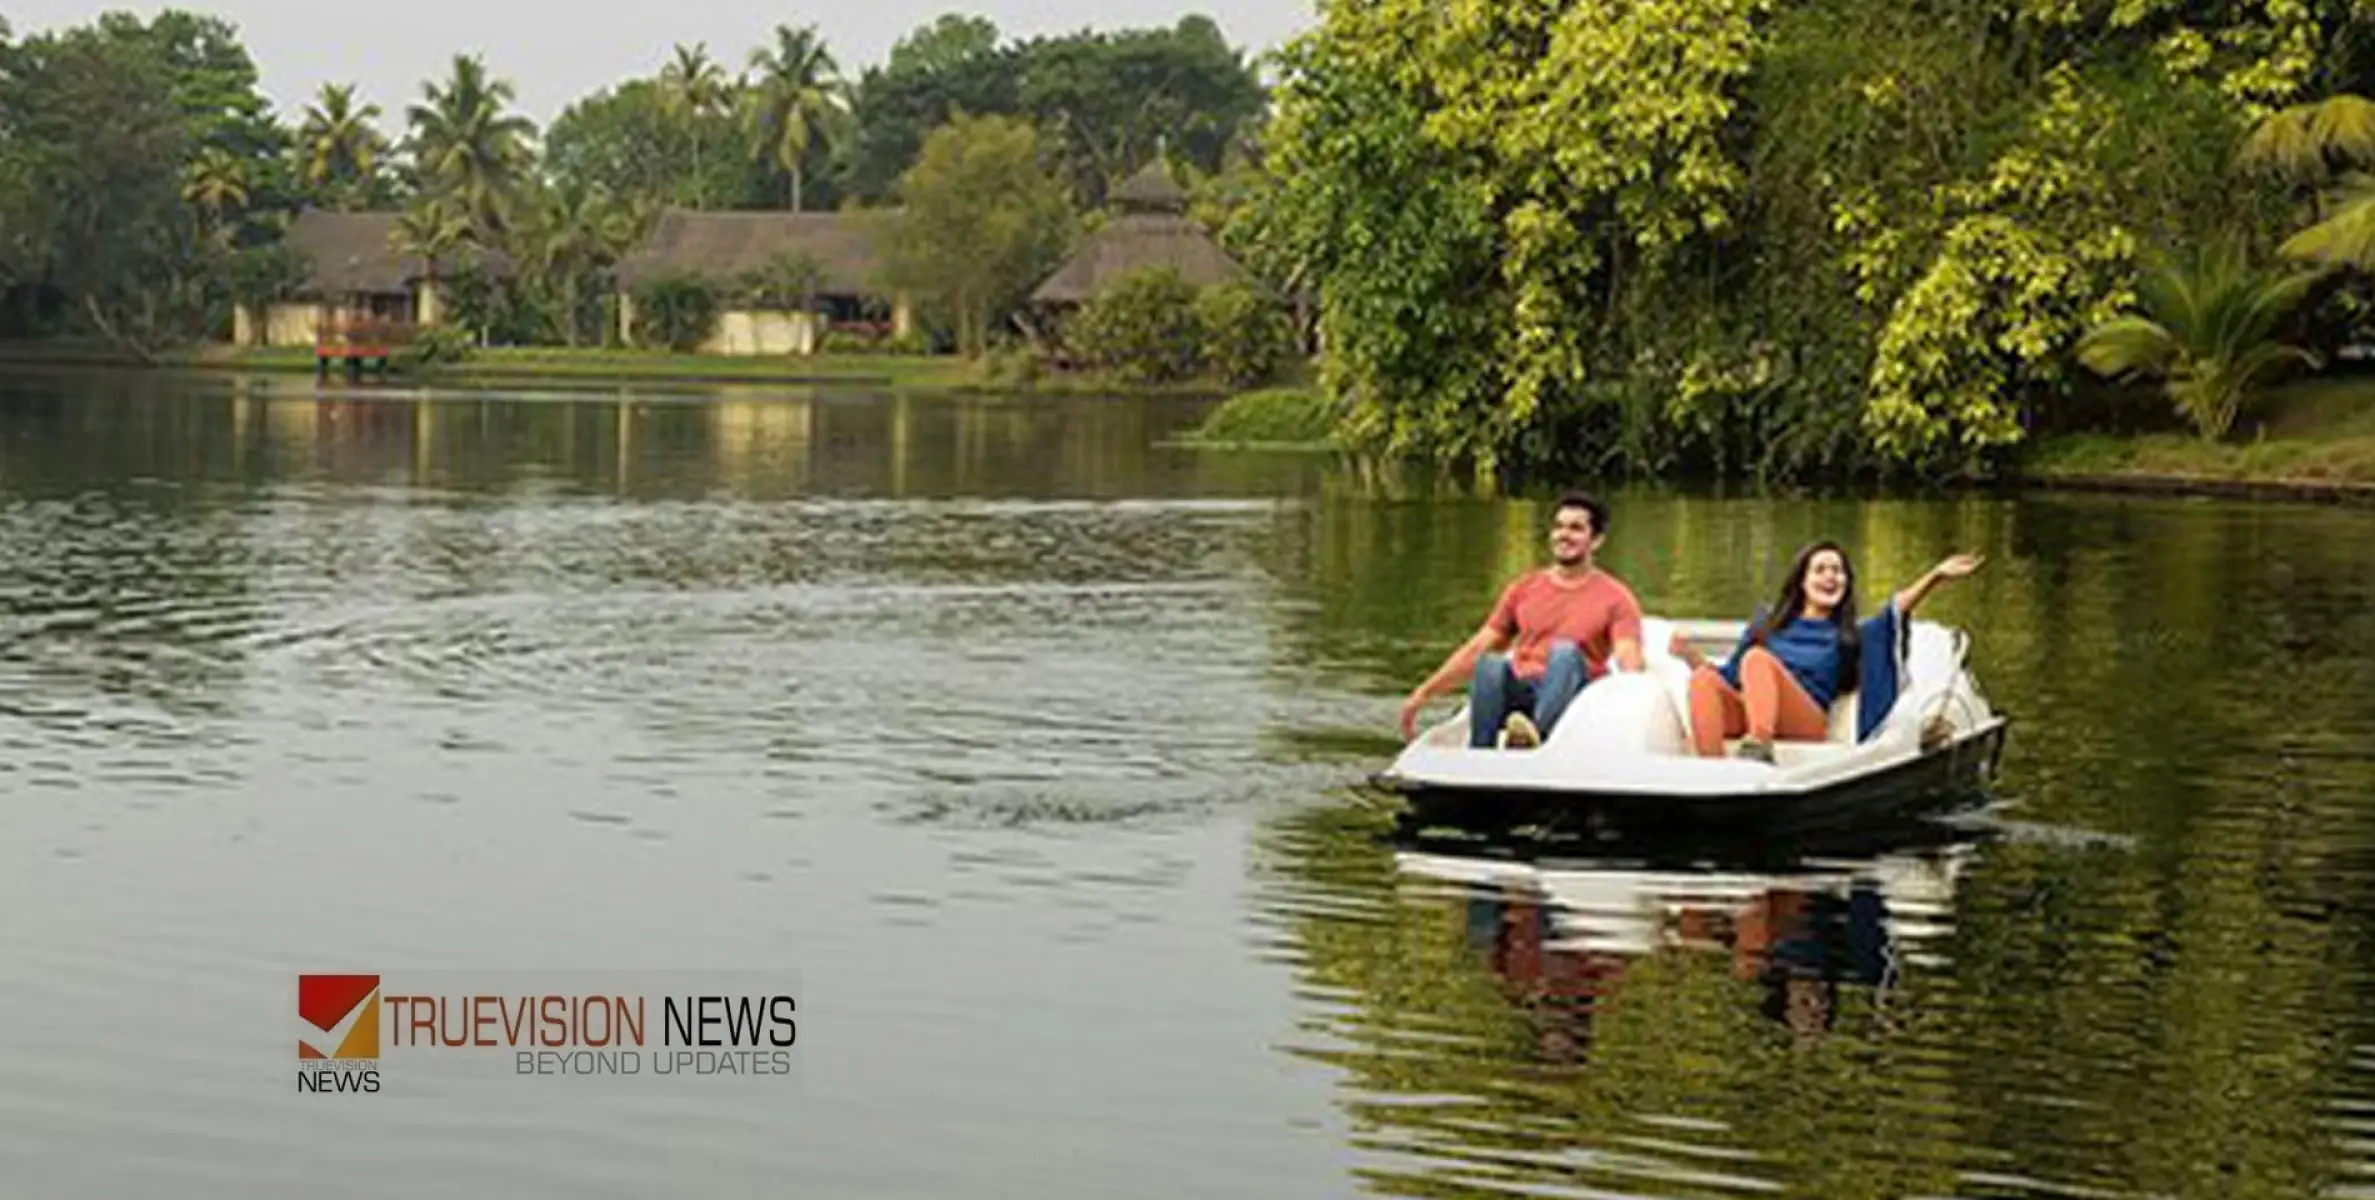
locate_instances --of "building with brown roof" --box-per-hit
[244,210,463,348]
[611,209,913,355]
[1029,161,1250,308]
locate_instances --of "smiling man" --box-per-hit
[1398,492,1647,749]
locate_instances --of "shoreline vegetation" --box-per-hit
[5,7,2375,506]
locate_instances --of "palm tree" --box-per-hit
[518,185,635,345]
[2076,240,2327,441]
[743,24,845,212]
[658,43,731,209]
[2239,94,2375,189]
[390,199,470,325]
[182,147,251,240]
[297,83,388,209]
[406,54,536,240]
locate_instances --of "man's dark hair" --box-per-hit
[1554,490,1610,538]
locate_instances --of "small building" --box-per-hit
[1029,161,1252,311]
[611,209,914,355]
[243,210,450,348]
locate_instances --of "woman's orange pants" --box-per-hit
[1687,646,1828,757]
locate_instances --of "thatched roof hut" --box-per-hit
[612,210,895,297]
[1030,161,1249,306]
[282,209,511,297]
[284,210,423,297]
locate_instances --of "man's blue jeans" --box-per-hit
[1468,641,1589,748]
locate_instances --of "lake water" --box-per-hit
[2,370,2371,1198]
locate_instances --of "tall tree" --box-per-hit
[844,22,1017,203]
[1014,17,1265,208]
[881,113,1074,356]
[886,13,999,76]
[743,23,845,212]
[406,54,534,239]
[296,83,387,210]
[658,43,731,209]
[0,21,204,353]
[390,198,469,313]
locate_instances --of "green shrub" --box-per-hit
[1195,281,1295,388]
[884,330,931,356]
[818,329,877,355]
[1189,387,1336,444]
[1070,267,1205,383]
[632,273,722,352]
[394,323,474,370]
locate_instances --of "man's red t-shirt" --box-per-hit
[1486,569,1644,680]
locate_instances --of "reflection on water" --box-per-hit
[1,369,2372,1197]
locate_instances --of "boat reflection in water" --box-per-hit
[1393,828,1972,1062]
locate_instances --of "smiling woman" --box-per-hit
[1677,544,1984,760]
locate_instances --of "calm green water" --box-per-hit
[2,370,2371,1198]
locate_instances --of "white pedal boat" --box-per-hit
[1373,616,2009,836]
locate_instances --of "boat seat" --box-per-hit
[1639,616,1863,755]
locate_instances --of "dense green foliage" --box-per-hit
[0,9,1267,364]
[843,16,1264,209]
[2077,242,2326,440]
[631,274,722,351]
[0,10,287,351]
[1194,280,1296,388]
[1188,386,1336,444]
[878,115,1075,357]
[1067,269,1300,385]
[1070,267,1207,382]
[1258,0,2375,478]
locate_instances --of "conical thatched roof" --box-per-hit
[1109,160,1189,212]
[1031,162,1248,305]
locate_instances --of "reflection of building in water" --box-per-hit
[707,397,816,492]
[1410,849,1966,1058]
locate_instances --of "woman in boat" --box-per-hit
[1670,543,1984,761]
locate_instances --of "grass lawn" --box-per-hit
[2024,376,2375,488]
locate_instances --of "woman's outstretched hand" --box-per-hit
[1933,552,1985,580]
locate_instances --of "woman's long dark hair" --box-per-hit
[1752,540,1862,694]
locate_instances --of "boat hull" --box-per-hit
[1377,719,2008,844]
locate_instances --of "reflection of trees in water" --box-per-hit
[1253,802,1972,1197]
[1255,781,2371,1198]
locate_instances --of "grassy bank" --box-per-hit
[1171,386,1337,449]
[2021,378,2375,500]
[0,340,1233,396]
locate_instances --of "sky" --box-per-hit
[4,0,1315,128]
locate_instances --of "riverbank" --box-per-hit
[2017,378,2375,504]
[0,341,1227,398]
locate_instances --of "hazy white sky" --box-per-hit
[5,0,1313,127]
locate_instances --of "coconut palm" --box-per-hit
[297,83,388,209]
[182,146,251,239]
[744,23,845,212]
[658,43,731,209]
[406,54,536,239]
[518,184,635,345]
[390,199,470,314]
[2077,240,2327,441]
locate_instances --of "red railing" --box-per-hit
[316,315,418,360]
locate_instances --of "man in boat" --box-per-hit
[1397,491,1647,748]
